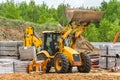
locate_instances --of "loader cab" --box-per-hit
[43,31,61,56]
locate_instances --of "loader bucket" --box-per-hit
[65,9,104,25]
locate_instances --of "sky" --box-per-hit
[0,0,111,8]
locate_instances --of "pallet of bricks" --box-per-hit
[0,41,31,74]
[99,44,120,70]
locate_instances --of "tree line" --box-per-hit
[0,0,120,42]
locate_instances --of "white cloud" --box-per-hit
[83,0,110,7]
[65,0,84,8]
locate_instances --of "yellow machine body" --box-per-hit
[61,46,81,66]
[24,25,89,73]
[23,9,103,73]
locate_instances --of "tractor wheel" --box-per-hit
[77,53,91,73]
[54,54,69,73]
[67,64,72,73]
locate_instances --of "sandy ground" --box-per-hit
[0,68,120,80]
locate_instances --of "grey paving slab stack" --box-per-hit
[0,41,37,73]
[99,44,117,69]
[13,61,30,72]
[0,41,23,56]
[0,41,23,74]
[0,56,19,74]
[113,45,120,68]
[0,60,14,74]
[99,45,106,69]
[13,46,37,72]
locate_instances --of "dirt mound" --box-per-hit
[0,17,61,41]
[0,26,24,41]
[0,69,120,80]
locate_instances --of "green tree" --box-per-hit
[100,0,108,11]
[98,19,112,42]
[2,0,21,19]
[55,4,70,26]
[83,24,100,42]
[18,1,28,20]
[107,19,120,42]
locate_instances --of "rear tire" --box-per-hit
[77,53,91,73]
[54,54,69,73]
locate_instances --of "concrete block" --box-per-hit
[19,46,37,60]
[13,61,30,72]
[0,61,13,74]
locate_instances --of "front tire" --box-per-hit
[77,53,91,73]
[54,54,69,73]
[67,64,72,73]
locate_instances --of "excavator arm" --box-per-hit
[59,9,103,50]
[58,25,88,51]
[70,26,87,49]
[24,26,43,48]
[23,26,49,73]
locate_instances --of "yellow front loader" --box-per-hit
[22,9,103,73]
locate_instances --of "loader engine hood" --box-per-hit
[63,46,79,54]
[62,46,81,66]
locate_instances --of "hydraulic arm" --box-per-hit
[23,26,49,73]
[70,25,87,49]
[24,26,43,48]
[58,25,88,51]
